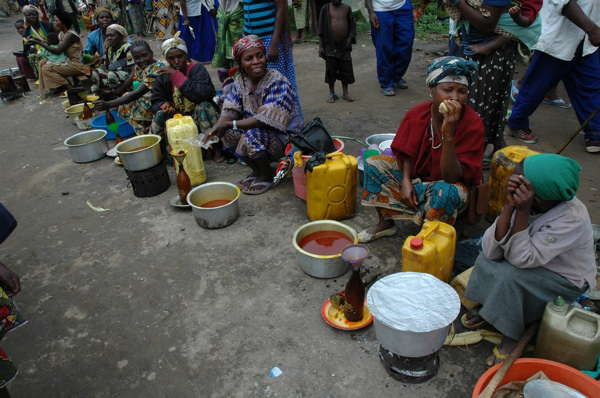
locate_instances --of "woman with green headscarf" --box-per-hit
[463,154,596,367]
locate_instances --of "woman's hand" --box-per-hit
[0,262,21,297]
[158,65,177,77]
[439,99,462,137]
[203,120,231,144]
[93,100,110,111]
[512,176,535,213]
[401,178,419,210]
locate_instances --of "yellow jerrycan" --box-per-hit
[402,221,456,283]
[486,145,539,222]
[306,152,358,221]
[166,114,206,186]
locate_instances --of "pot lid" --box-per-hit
[367,272,460,333]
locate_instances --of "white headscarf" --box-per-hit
[161,31,188,58]
[106,24,128,40]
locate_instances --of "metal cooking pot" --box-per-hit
[367,273,460,358]
[188,182,241,229]
[292,220,358,279]
[365,133,395,147]
[64,129,108,163]
[115,134,162,171]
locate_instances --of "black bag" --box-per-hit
[290,117,335,155]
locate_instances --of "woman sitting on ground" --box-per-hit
[150,32,219,152]
[463,154,596,367]
[203,35,303,195]
[91,24,134,97]
[21,6,53,79]
[15,19,36,80]
[359,56,484,242]
[28,11,87,96]
[84,7,115,57]
[94,40,165,135]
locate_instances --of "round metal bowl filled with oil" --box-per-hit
[292,220,358,279]
[187,182,241,229]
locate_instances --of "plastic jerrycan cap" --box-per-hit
[550,296,567,312]
[410,237,423,249]
[174,114,183,119]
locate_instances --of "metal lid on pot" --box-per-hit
[367,272,460,333]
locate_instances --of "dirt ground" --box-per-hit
[0,14,598,397]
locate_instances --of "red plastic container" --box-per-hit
[472,358,600,397]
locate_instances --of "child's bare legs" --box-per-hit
[293,28,304,43]
[514,79,569,105]
[469,36,510,56]
[342,82,354,102]
[327,82,338,103]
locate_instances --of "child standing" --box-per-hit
[318,0,356,103]
[39,32,69,66]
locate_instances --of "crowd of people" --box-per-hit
[1,0,599,388]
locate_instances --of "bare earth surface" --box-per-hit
[0,15,597,397]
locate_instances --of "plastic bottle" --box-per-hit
[306,152,357,221]
[166,114,206,186]
[533,296,600,371]
[401,221,456,283]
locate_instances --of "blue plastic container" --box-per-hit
[90,111,136,140]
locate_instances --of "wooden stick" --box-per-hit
[477,322,539,398]
[556,106,600,154]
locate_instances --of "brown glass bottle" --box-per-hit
[344,265,365,322]
[82,99,93,119]
[177,157,192,205]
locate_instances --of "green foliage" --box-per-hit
[414,2,450,39]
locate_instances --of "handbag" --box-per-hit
[466,182,490,225]
[290,117,335,155]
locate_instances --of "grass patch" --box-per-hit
[414,2,449,39]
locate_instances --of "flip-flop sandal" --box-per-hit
[358,226,397,243]
[487,345,509,367]
[396,78,408,89]
[235,176,256,188]
[510,80,519,102]
[327,93,339,103]
[382,88,396,97]
[226,157,237,164]
[242,181,273,195]
[460,312,489,330]
[543,97,572,109]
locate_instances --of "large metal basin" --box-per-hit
[64,129,108,163]
[292,220,358,279]
[365,133,395,147]
[188,182,241,229]
[115,134,162,171]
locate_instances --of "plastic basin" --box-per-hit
[472,358,600,397]
[90,111,136,140]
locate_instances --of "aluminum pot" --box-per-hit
[187,182,241,229]
[365,133,395,147]
[367,273,460,358]
[64,129,108,163]
[292,220,358,279]
[115,134,163,171]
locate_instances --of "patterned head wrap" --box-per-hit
[162,31,188,58]
[106,24,128,40]
[523,154,581,201]
[94,7,114,21]
[22,5,42,27]
[232,35,266,63]
[426,56,478,87]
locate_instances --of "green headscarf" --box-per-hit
[523,154,581,201]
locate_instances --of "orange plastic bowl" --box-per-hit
[472,358,600,397]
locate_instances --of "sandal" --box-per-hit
[358,226,397,243]
[487,344,509,367]
[508,127,538,144]
[510,80,519,102]
[242,181,273,195]
[460,312,489,330]
[235,176,256,188]
[382,88,396,97]
[543,97,572,109]
[395,78,408,89]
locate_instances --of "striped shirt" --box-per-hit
[243,0,276,39]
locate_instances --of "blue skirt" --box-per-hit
[178,10,219,63]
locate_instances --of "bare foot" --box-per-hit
[486,337,517,367]
[342,94,354,102]
[365,219,395,235]
[327,94,338,103]
[469,44,493,56]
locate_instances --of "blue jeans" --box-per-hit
[371,3,415,90]
[508,43,600,141]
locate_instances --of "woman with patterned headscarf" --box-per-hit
[21,5,54,79]
[358,56,484,242]
[83,7,115,57]
[151,32,219,153]
[464,154,596,367]
[203,35,303,195]
[90,24,135,97]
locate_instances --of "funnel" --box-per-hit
[341,244,369,267]
[171,149,188,165]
